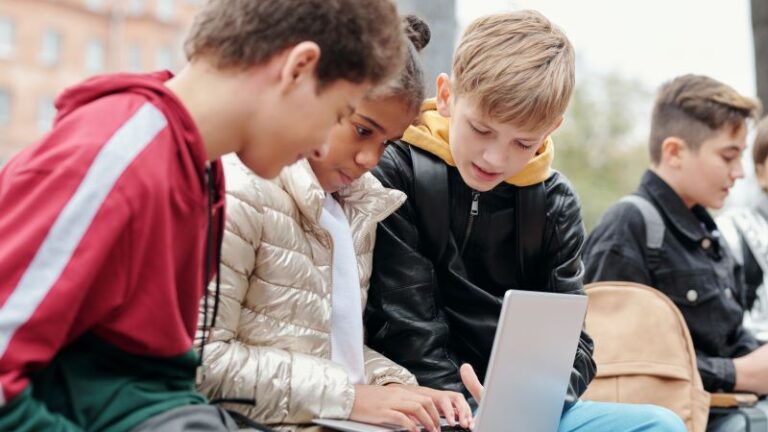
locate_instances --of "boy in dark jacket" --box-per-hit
[0,0,406,430]
[365,9,684,432]
[583,75,767,432]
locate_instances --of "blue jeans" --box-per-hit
[558,401,687,432]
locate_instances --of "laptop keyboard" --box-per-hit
[431,417,472,432]
[412,424,471,431]
[436,426,472,432]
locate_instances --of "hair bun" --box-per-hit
[404,15,431,52]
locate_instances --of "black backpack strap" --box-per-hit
[516,182,547,288]
[618,195,665,270]
[410,146,450,263]
[620,195,665,249]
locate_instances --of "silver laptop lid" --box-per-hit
[474,290,588,432]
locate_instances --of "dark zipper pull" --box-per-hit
[461,191,480,255]
[470,191,479,216]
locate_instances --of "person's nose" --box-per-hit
[482,142,508,170]
[311,139,331,161]
[732,158,745,180]
[355,143,381,170]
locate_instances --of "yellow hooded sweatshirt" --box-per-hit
[402,99,554,187]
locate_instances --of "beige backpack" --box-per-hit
[582,281,710,432]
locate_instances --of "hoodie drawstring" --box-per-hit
[197,163,218,385]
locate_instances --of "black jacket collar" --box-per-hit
[638,170,718,243]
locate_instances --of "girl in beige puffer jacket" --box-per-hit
[196,16,473,432]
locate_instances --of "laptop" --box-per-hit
[313,289,588,432]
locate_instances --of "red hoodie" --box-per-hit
[0,71,225,431]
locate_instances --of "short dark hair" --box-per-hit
[184,0,406,87]
[649,74,760,165]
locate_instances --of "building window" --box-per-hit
[128,0,145,16]
[127,44,142,72]
[156,0,175,22]
[155,45,174,70]
[85,38,104,74]
[37,97,56,133]
[0,89,10,127]
[40,29,61,66]
[0,17,14,58]
[84,0,105,12]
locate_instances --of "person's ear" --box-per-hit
[546,116,564,135]
[436,73,453,117]
[660,136,687,169]
[278,42,321,94]
[757,163,768,191]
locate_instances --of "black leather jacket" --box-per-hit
[365,143,596,410]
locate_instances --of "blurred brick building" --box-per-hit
[0,0,458,164]
[0,0,200,163]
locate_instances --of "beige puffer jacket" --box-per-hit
[197,155,416,430]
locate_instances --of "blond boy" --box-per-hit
[365,10,685,431]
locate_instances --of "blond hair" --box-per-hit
[650,74,761,164]
[452,10,574,129]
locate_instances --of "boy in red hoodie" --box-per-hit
[0,1,406,430]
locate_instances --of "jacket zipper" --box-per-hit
[324,230,335,357]
[460,191,480,255]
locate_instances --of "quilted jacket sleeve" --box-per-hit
[196,173,355,425]
[363,346,418,386]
